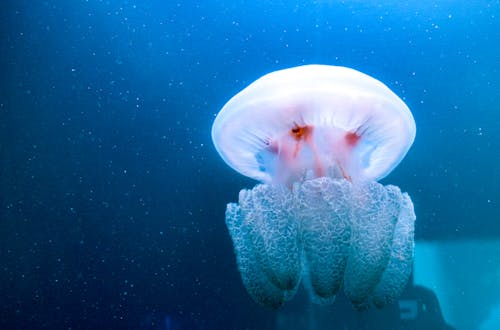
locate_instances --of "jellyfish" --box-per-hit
[212,65,416,310]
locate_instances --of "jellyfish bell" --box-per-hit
[212,65,416,185]
[212,65,417,309]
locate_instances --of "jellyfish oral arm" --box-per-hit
[225,177,416,309]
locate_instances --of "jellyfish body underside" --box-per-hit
[226,177,415,309]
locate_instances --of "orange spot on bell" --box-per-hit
[290,124,313,158]
[290,124,312,141]
[345,131,361,146]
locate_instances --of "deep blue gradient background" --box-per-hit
[1,1,498,329]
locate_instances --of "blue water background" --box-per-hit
[1,1,498,329]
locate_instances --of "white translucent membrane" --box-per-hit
[225,177,415,309]
[212,65,416,185]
